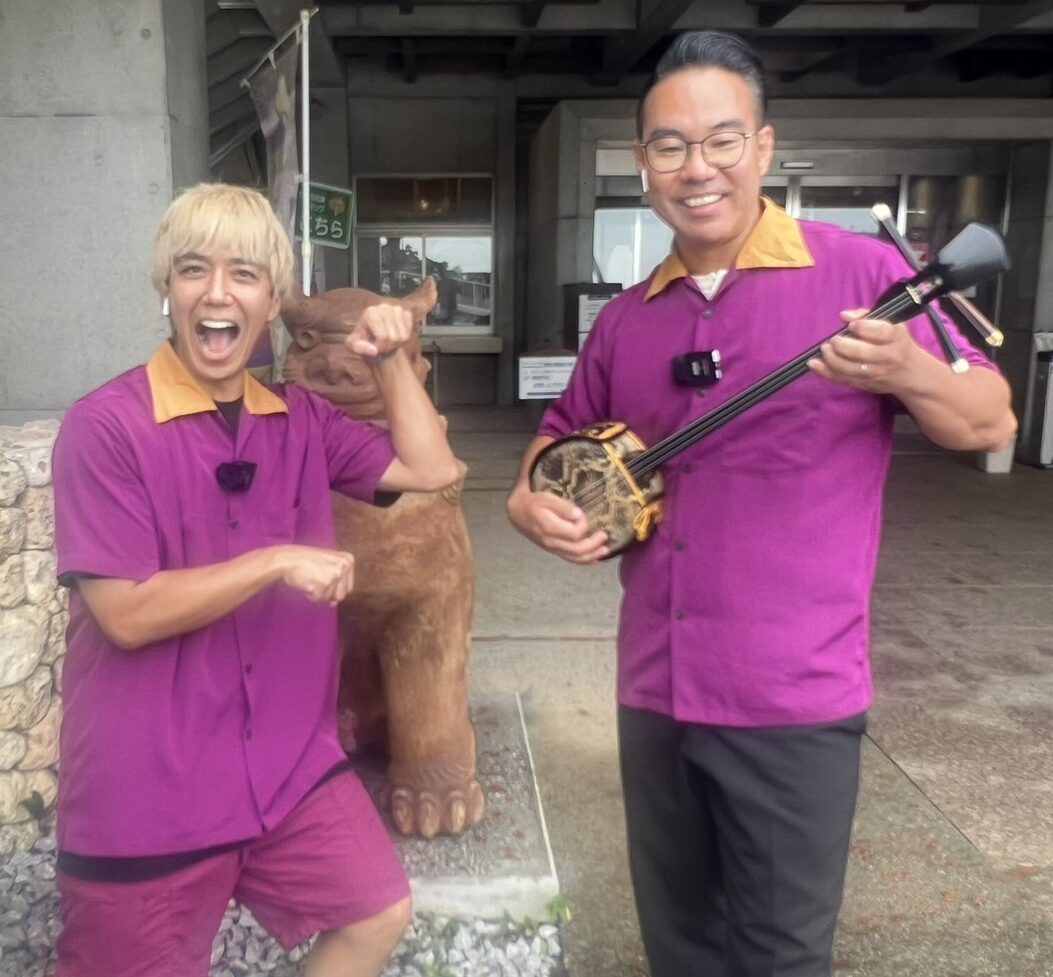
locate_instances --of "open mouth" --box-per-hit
[196,320,241,359]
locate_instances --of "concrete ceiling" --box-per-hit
[206,0,1053,164]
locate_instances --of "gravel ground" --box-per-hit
[0,828,565,977]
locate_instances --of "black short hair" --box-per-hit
[636,31,768,139]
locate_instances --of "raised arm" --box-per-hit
[809,310,1017,452]
[346,303,460,492]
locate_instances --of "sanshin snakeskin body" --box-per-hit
[529,422,665,557]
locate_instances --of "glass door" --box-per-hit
[795,178,901,236]
[904,175,1007,321]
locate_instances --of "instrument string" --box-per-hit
[564,286,927,512]
[627,287,921,476]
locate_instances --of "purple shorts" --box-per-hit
[56,771,411,977]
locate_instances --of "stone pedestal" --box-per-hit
[355,692,560,919]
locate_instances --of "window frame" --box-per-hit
[352,174,496,337]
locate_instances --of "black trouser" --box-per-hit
[618,705,866,977]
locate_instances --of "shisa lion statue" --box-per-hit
[282,277,484,838]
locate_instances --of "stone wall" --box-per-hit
[0,422,64,857]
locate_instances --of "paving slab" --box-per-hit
[470,640,647,977]
[449,419,1053,977]
[464,487,621,641]
[838,741,1053,977]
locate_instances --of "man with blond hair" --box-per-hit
[52,183,459,977]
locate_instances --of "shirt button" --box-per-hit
[230,518,239,529]
[695,389,707,397]
[702,309,714,319]
[675,610,686,621]
[683,463,694,474]
[674,540,685,552]
[244,664,253,675]
[245,728,253,740]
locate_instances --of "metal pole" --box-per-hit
[300,7,312,296]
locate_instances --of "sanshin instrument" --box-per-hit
[530,222,1010,558]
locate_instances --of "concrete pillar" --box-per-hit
[526,103,585,354]
[997,142,1053,461]
[524,101,636,361]
[0,0,208,424]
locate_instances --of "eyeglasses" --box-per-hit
[642,131,755,173]
[215,461,257,493]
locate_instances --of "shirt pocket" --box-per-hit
[238,503,300,546]
[718,394,823,475]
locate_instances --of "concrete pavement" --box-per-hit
[448,406,1053,977]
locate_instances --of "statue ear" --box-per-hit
[293,328,321,350]
[404,276,439,320]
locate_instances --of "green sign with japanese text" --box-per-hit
[295,181,353,250]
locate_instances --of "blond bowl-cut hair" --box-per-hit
[152,183,295,302]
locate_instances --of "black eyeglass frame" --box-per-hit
[641,131,757,174]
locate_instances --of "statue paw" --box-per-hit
[389,779,486,838]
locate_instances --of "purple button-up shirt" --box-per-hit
[540,201,995,727]
[53,343,396,856]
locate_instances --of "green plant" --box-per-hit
[545,894,575,924]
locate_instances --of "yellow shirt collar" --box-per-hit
[145,342,288,424]
[644,197,815,301]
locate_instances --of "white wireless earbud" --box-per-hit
[640,170,650,194]
[161,296,170,317]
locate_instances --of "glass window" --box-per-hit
[593,208,672,288]
[426,237,491,327]
[798,184,900,236]
[356,236,424,298]
[354,175,494,334]
[355,234,492,332]
[905,175,1005,263]
[905,175,1006,318]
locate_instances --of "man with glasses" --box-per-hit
[51,184,460,977]
[507,30,1014,977]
